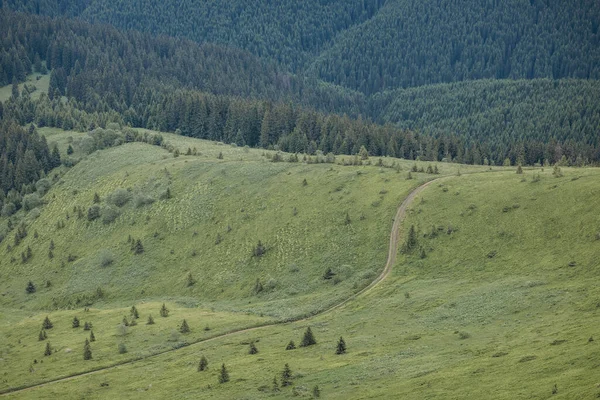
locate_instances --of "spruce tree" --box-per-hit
[272,376,280,392]
[83,339,92,360]
[84,322,92,331]
[249,342,258,354]
[38,330,47,341]
[281,364,292,386]
[122,316,129,326]
[130,305,139,319]
[336,336,347,354]
[90,330,96,342]
[219,363,229,383]
[134,239,144,254]
[160,303,169,317]
[198,355,208,371]
[344,212,351,225]
[72,317,80,328]
[42,316,53,329]
[67,144,74,155]
[179,319,190,333]
[186,272,196,287]
[44,342,52,356]
[49,240,55,250]
[516,165,523,174]
[26,281,36,294]
[93,192,100,203]
[285,340,296,350]
[300,327,317,347]
[147,315,155,325]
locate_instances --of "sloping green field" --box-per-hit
[1,129,598,399]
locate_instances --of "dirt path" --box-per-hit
[0,179,437,397]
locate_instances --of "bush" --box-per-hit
[133,193,155,208]
[23,193,42,211]
[98,249,114,267]
[118,343,127,354]
[87,205,101,221]
[1,202,16,217]
[108,188,131,207]
[101,206,120,224]
[26,281,36,294]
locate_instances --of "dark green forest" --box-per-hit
[0,0,599,177]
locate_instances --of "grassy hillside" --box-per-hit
[3,164,598,399]
[0,128,491,393]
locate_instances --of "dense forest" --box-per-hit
[0,4,599,168]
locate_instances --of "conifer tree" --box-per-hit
[122,316,129,327]
[72,317,80,328]
[336,336,347,354]
[147,315,155,325]
[186,272,196,287]
[300,327,317,347]
[345,212,351,225]
[90,330,95,342]
[84,322,92,331]
[93,192,100,203]
[26,281,36,294]
[49,240,55,250]
[42,316,53,329]
[130,305,139,319]
[516,165,523,174]
[272,376,280,392]
[281,364,292,386]
[198,355,208,371]
[38,330,47,341]
[286,340,296,350]
[313,385,321,398]
[133,239,144,254]
[160,303,169,317]
[179,319,190,333]
[249,342,258,354]
[83,339,92,360]
[44,342,52,356]
[219,363,229,383]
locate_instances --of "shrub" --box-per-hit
[286,340,296,350]
[249,342,258,354]
[147,315,155,325]
[35,178,52,196]
[98,249,114,267]
[101,206,120,224]
[133,193,155,208]
[253,241,266,257]
[38,330,47,341]
[87,205,101,221]
[187,272,196,287]
[23,193,42,211]
[108,188,131,207]
[118,343,127,354]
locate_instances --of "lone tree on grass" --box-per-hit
[179,319,190,333]
[186,272,196,287]
[516,165,524,174]
[219,363,229,383]
[133,239,144,254]
[285,340,296,350]
[160,303,169,317]
[281,364,292,387]
[84,322,92,330]
[90,330,96,342]
[83,339,92,360]
[198,355,208,371]
[72,317,80,328]
[42,316,53,329]
[130,305,139,319]
[249,342,258,354]
[336,337,347,354]
[300,327,317,347]
[26,281,36,294]
[44,342,52,356]
[253,240,266,257]
[147,315,155,325]
[38,330,47,341]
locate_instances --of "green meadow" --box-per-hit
[1,128,598,399]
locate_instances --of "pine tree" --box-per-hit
[49,240,55,250]
[403,225,418,252]
[147,315,155,325]
[90,330,96,342]
[272,376,280,392]
[42,316,53,329]
[186,272,196,287]
[44,342,52,356]
[179,319,190,333]
[83,339,92,360]
[133,239,144,254]
[160,303,169,317]
[130,306,139,319]
[336,336,347,354]
[72,317,80,328]
[84,322,92,331]
[219,363,230,383]
[67,144,74,155]
[93,192,100,203]
[344,212,351,225]
[286,340,296,350]
[122,316,129,326]
[26,281,36,294]
[198,355,208,371]
[249,342,258,354]
[300,327,317,347]
[38,330,47,341]
[281,364,292,386]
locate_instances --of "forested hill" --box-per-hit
[4,0,599,94]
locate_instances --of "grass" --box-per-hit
[1,128,598,399]
[0,72,50,103]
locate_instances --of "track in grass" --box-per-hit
[0,178,438,396]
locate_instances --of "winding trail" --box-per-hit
[0,178,438,396]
